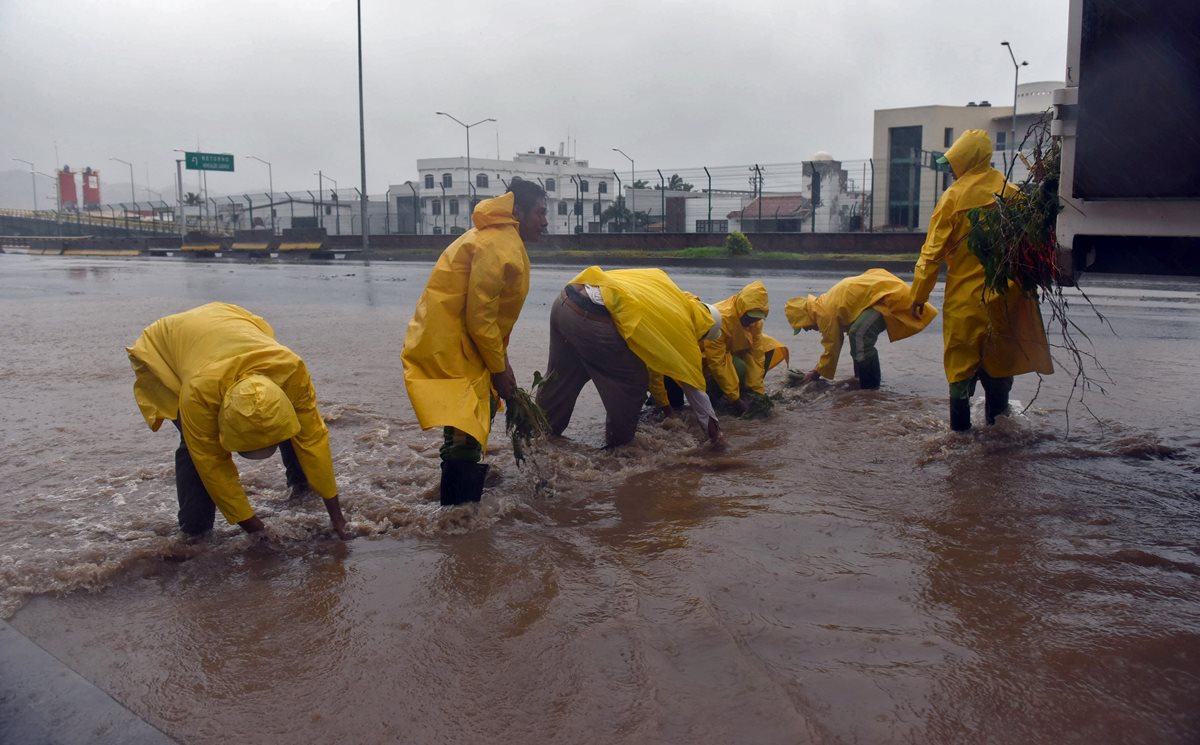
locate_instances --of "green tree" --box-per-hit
[655,174,693,192]
[600,196,652,231]
[183,192,201,206]
[632,179,650,189]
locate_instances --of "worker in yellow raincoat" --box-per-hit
[910,129,1053,431]
[127,302,348,539]
[702,280,790,414]
[536,266,726,448]
[401,181,548,505]
[786,268,937,389]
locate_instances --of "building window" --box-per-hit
[546,178,556,192]
[598,181,607,194]
[449,199,459,215]
[887,125,922,228]
[994,131,1007,151]
[545,159,550,165]
[433,226,443,235]
[450,226,465,235]
[557,201,567,215]
[420,197,428,208]
[442,173,453,187]
[573,201,583,215]
[593,202,601,216]
[580,179,589,193]
[424,174,434,189]
[695,219,729,233]
[944,128,954,147]
[476,173,488,188]
[431,199,441,216]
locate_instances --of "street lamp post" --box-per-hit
[436,112,496,208]
[1000,41,1028,175]
[612,147,635,233]
[109,157,135,204]
[13,159,36,212]
[34,171,61,235]
[247,155,275,234]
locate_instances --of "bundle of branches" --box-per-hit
[966,115,1062,298]
[504,370,552,466]
[965,113,1112,428]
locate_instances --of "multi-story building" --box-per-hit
[871,81,1062,231]
[389,146,621,235]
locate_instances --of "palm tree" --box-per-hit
[183,192,201,206]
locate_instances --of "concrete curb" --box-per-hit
[0,620,177,745]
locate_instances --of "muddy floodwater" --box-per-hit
[1,254,1198,744]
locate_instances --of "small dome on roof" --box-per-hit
[812,151,834,161]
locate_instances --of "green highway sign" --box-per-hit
[184,151,235,172]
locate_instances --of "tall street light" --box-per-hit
[1000,41,1028,174]
[247,155,275,234]
[110,157,135,204]
[436,112,495,207]
[12,158,36,211]
[612,147,635,233]
[356,0,368,252]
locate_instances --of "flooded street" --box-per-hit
[1,254,1198,744]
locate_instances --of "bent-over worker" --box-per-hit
[127,302,348,539]
[703,280,789,413]
[786,268,936,389]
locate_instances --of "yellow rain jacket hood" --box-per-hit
[705,281,790,399]
[785,269,937,379]
[910,129,1052,383]
[569,266,713,391]
[217,375,300,453]
[127,302,337,525]
[401,192,531,448]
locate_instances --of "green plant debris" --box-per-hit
[504,370,553,466]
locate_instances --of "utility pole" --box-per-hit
[613,147,634,232]
[704,166,712,232]
[657,169,665,232]
[1001,41,1028,178]
[13,159,36,212]
[611,170,622,233]
[175,159,185,240]
[356,0,369,254]
[247,155,275,234]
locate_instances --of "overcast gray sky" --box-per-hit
[1,0,1068,203]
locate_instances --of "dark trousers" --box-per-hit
[536,291,649,448]
[171,419,306,535]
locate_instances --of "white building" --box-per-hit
[389,146,622,235]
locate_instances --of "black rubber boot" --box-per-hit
[440,461,489,506]
[949,398,972,432]
[985,392,1009,425]
[857,357,882,390]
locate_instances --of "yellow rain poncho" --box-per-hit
[401,192,531,447]
[127,302,337,525]
[910,129,1052,383]
[568,266,715,406]
[704,280,790,400]
[785,268,937,379]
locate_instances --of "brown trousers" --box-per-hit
[536,291,648,448]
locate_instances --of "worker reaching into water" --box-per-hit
[127,302,348,539]
[786,268,937,388]
[401,180,548,505]
[701,280,790,414]
[536,266,727,448]
[909,129,1052,431]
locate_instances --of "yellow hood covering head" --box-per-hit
[784,295,817,331]
[217,374,300,452]
[735,281,770,319]
[944,129,993,179]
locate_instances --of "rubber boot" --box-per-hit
[440,461,489,506]
[949,398,972,432]
[985,392,1009,425]
[857,357,882,390]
